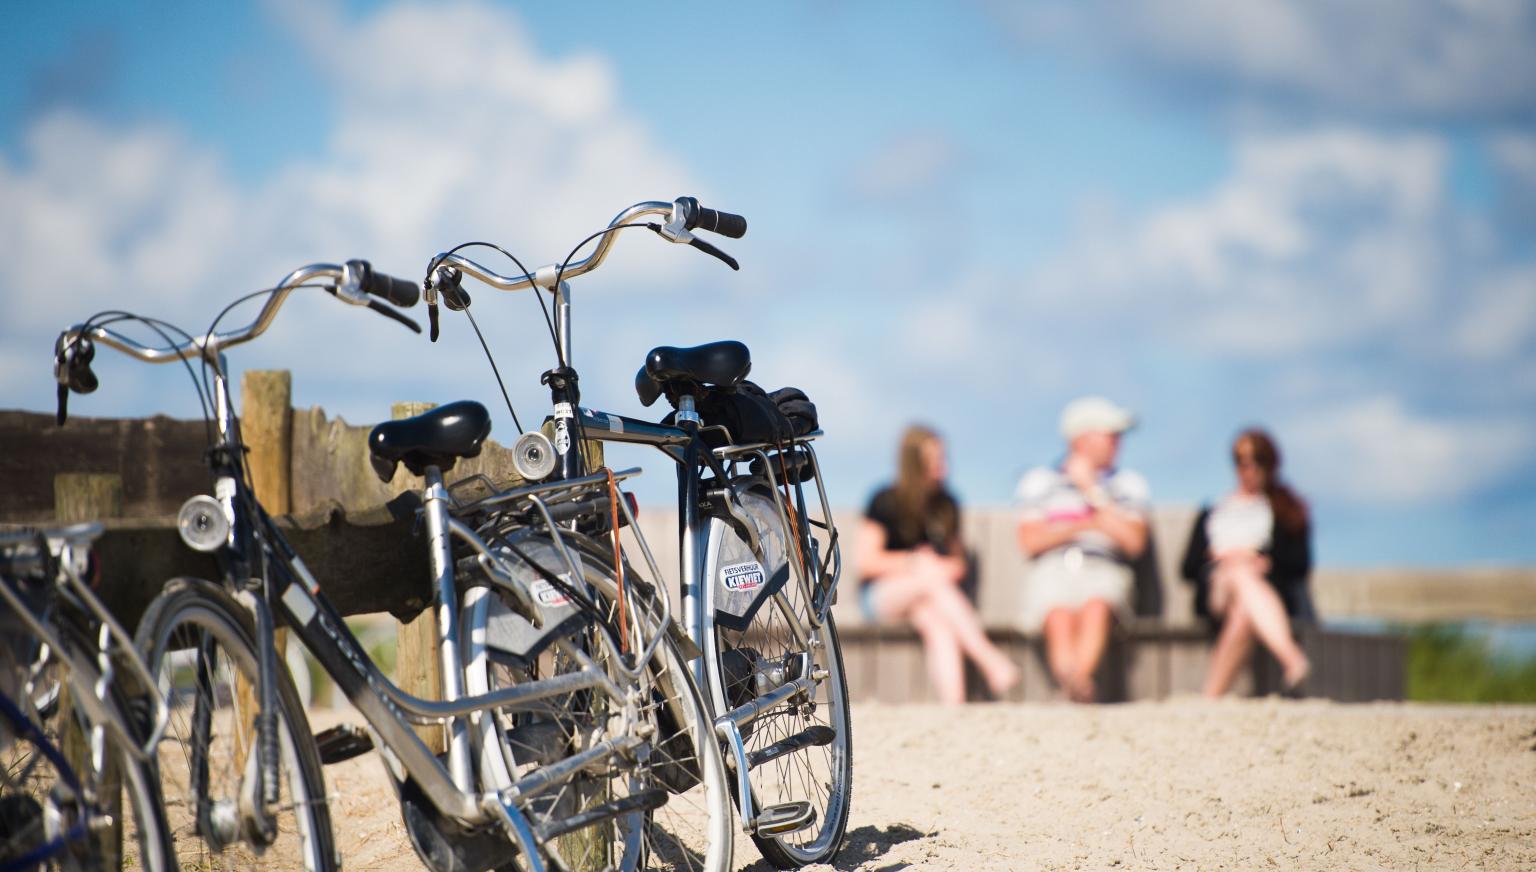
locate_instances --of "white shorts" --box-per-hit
[1021,549,1133,631]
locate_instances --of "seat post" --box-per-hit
[676,394,701,426]
[421,465,473,791]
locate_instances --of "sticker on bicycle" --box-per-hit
[530,578,572,607]
[282,583,317,626]
[721,562,765,592]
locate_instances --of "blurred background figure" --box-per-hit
[856,425,1019,704]
[1181,428,1313,697]
[1016,397,1149,702]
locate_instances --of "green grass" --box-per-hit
[1405,624,1536,703]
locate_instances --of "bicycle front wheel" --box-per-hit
[135,578,336,872]
[463,533,733,872]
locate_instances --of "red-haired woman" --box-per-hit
[856,425,1019,704]
[1181,428,1314,697]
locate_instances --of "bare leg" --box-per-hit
[871,571,955,621]
[1067,599,1113,703]
[1042,608,1078,699]
[1228,569,1310,687]
[1202,606,1255,698]
[909,601,966,704]
[923,585,1019,695]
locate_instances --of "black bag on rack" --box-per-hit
[696,380,794,444]
[768,387,818,436]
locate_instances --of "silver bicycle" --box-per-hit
[427,196,853,868]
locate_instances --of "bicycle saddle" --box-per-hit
[634,340,751,407]
[368,400,491,481]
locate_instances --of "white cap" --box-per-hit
[1060,396,1136,440]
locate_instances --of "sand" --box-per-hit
[315,700,1536,871]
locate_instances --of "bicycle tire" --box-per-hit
[701,484,853,869]
[463,532,734,872]
[134,578,336,872]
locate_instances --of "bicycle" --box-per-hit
[0,524,173,871]
[53,260,732,871]
[426,196,853,868]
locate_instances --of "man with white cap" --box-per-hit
[1015,396,1150,702]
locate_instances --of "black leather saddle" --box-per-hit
[368,400,491,481]
[634,340,751,407]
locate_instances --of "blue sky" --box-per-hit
[1,1,1532,567]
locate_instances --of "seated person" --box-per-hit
[1016,397,1149,703]
[856,425,1019,704]
[1181,428,1312,697]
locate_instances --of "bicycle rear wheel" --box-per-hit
[135,578,336,872]
[702,484,852,869]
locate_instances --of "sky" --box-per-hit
[1,0,1532,567]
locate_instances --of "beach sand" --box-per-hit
[316,699,1536,870]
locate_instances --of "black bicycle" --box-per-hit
[0,524,173,871]
[427,196,853,868]
[53,260,732,872]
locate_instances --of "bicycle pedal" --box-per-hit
[314,722,373,765]
[746,724,835,770]
[752,800,816,837]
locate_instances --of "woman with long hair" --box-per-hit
[856,425,1019,704]
[1181,428,1314,697]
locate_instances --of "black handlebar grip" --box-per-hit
[693,206,747,239]
[350,260,421,307]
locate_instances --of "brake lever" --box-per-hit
[366,299,423,333]
[688,237,739,271]
[53,335,99,426]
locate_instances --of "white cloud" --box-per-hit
[944,126,1536,506]
[1287,395,1534,504]
[1452,267,1536,360]
[1022,129,1454,356]
[0,0,700,423]
[992,0,1536,118]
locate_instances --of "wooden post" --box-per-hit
[392,402,446,753]
[52,473,124,867]
[236,372,295,756]
[240,371,293,516]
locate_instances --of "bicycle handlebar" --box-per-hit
[52,260,420,423]
[426,196,748,297]
[56,260,419,367]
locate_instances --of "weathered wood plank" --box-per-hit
[54,473,123,523]
[3,411,207,522]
